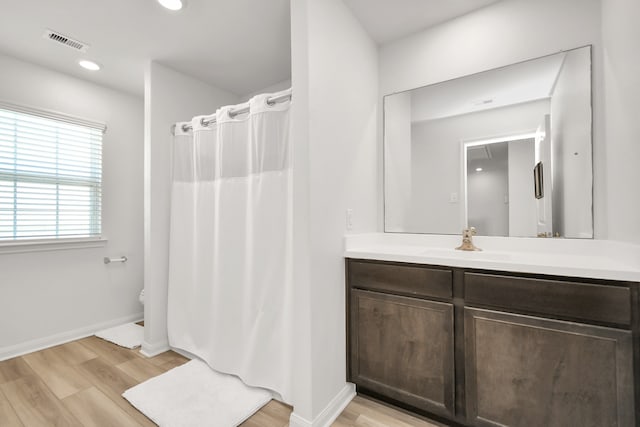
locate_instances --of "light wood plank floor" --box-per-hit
[0,335,440,426]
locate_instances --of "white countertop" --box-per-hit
[344,233,640,282]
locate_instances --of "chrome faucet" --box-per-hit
[455,227,482,251]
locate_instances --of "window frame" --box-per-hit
[0,101,107,251]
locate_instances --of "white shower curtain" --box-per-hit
[167,89,293,402]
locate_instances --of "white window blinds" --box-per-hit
[0,105,104,241]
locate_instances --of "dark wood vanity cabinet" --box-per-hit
[346,259,639,427]
[349,289,455,417]
[465,308,634,427]
[347,260,456,418]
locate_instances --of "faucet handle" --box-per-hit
[456,226,481,251]
[462,226,477,237]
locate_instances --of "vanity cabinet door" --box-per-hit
[349,289,455,417]
[465,307,635,427]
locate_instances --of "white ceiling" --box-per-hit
[343,0,504,44]
[409,51,566,122]
[0,0,507,98]
[0,0,292,97]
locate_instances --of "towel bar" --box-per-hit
[104,256,128,264]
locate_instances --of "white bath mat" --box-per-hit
[122,359,272,427]
[95,323,144,349]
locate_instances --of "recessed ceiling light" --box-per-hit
[78,60,100,71]
[158,0,184,10]
[475,167,483,172]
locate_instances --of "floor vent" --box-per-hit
[43,29,90,52]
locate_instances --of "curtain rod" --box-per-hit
[171,92,292,135]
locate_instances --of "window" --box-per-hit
[0,104,104,242]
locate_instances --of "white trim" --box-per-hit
[289,412,312,427]
[460,131,541,228]
[0,99,106,132]
[289,383,356,427]
[140,340,170,358]
[0,237,108,255]
[0,312,143,361]
[462,131,540,148]
[460,138,468,229]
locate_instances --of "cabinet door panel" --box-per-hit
[350,289,454,417]
[465,308,634,427]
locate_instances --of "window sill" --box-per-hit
[0,237,108,255]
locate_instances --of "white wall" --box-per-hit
[409,119,462,234]
[379,0,605,238]
[535,115,554,236]
[407,99,548,234]
[290,0,378,423]
[241,79,292,102]
[550,48,592,238]
[383,92,412,231]
[143,62,238,355]
[550,73,566,238]
[508,139,537,237]
[602,0,640,244]
[467,144,509,236]
[0,53,144,360]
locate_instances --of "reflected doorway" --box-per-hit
[463,134,537,237]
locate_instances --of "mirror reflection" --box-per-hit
[384,46,593,238]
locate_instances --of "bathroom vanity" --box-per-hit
[360,41,634,426]
[345,234,640,427]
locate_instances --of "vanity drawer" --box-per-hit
[464,272,631,326]
[347,259,452,300]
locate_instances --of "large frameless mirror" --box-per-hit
[384,46,593,238]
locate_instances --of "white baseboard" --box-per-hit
[290,383,356,427]
[289,412,311,426]
[140,339,170,357]
[0,312,144,361]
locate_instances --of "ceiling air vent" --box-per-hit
[43,29,90,52]
[467,145,493,161]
